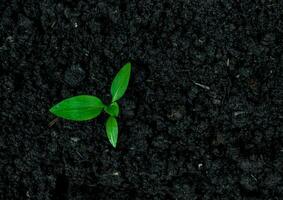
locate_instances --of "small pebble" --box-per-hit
[240,176,258,191]
[64,64,86,86]
[168,106,186,120]
[261,33,275,46]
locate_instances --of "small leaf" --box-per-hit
[111,62,131,102]
[106,116,118,148]
[49,95,105,121]
[104,102,119,117]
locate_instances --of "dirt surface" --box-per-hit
[1,0,283,199]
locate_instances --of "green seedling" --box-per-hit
[49,62,131,148]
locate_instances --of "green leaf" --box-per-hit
[106,116,118,148]
[49,95,105,121]
[111,62,131,102]
[104,102,119,117]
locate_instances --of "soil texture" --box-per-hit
[1,0,283,199]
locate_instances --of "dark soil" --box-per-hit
[1,0,283,199]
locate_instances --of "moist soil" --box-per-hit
[1,1,283,200]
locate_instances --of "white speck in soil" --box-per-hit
[234,111,246,117]
[70,137,80,143]
[112,172,119,176]
[193,82,210,90]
